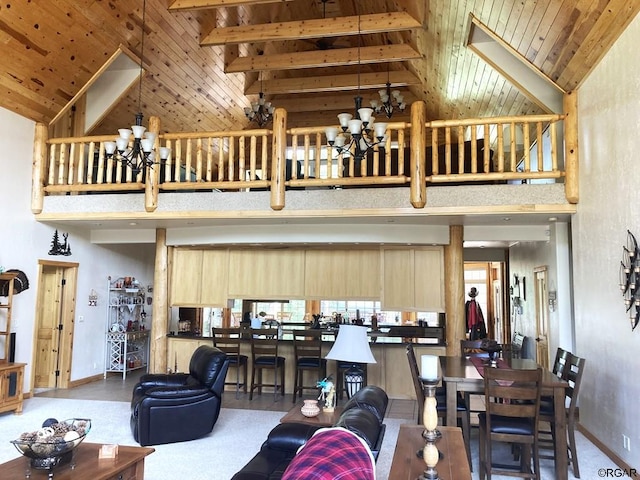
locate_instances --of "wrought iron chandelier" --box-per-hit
[244,74,275,127]
[370,68,407,118]
[324,16,387,162]
[103,0,169,175]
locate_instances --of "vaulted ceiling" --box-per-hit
[2,0,639,137]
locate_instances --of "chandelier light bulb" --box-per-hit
[325,127,339,143]
[131,125,146,139]
[337,113,353,129]
[118,129,132,141]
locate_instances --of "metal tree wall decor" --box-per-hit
[49,229,72,256]
[619,229,640,330]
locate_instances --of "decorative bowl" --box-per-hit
[11,418,91,470]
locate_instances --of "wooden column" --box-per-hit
[31,123,48,214]
[563,91,579,204]
[145,115,161,213]
[410,101,427,208]
[444,225,465,356]
[150,228,168,373]
[270,107,287,211]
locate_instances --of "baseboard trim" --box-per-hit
[577,423,636,472]
[69,374,103,388]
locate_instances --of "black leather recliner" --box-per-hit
[130,345,229,446]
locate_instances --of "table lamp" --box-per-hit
[325,325,376,398]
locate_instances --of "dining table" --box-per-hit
[440,355,569,480]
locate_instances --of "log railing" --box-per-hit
[31,100,575,214]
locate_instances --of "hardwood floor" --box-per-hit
[34,371,417,420]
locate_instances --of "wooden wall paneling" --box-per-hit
[414,247,445,311]
[304,249,345,299]
[200,249,229,306]
[170,249,203,305]
[342,249,381,299]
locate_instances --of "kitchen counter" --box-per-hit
[167,325,446,399]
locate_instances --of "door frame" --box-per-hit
[31,260,78,390]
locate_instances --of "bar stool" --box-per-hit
[292,330,326,403]
[249,328,285,401]
[212,327,248,398]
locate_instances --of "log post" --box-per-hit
[563,91,579,204]
[149,228,168,373]
[145,115,161,212]
[271,108,287,211]
[410,101,427,208]
[445,225,465,356]
[32,123,48,214]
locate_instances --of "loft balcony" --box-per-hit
[31,101,577,232]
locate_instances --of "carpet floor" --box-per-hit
[0,397,618,479]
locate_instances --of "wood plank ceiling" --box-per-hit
[1,0,638,136]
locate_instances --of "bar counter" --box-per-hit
[166,326,445,399]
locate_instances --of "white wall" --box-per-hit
[573,11,640,466]
[508,222,573,360]
[0,108,155,391]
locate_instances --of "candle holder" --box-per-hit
[417,377,440,480]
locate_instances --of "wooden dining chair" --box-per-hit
[406,344,471,469]
[539,352,585,478]
[292,330,326,403]
[479,366,543,480]
[249,328,285,401]
[212,327,248,398]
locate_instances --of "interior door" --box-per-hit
[534,266,550,369]
[33,261,78,389]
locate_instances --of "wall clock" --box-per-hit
[619,230,640,330]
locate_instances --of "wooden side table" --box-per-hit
[388,425,471,480]
[280,403,343,426]
[0,443,154,480]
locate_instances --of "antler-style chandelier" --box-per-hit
[370,68,407,119]
[103,0,169,175]
[244,74,275,127]
[324,16,387,162]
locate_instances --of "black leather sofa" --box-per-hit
[231,385,388,480]
[130,345,229,446]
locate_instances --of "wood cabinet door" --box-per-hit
[199,249,229,306]
[381,248,415,309]
[228,249,305,298]
[304,249,380,299]
[170,249,203,305]
[413,247,445,311]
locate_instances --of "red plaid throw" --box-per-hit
[282,426,376,480]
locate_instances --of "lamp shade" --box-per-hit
[325,325,376,364]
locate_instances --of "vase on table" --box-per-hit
[300,399,320,418]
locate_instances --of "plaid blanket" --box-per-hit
[282,426,376,480]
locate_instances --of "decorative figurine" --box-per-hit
[317,376,336,412]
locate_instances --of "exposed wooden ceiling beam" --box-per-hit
[168,0,293,11]
[202,12,421,46]
[245,70,421,95]
[271,91,419,113]
[226,44,421,73]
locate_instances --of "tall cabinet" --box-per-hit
[105,276,150,380]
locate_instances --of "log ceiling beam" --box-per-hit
[168,0,293,11]
[202,12,421,46]
[226,44,421,73]
[245,70,421,95]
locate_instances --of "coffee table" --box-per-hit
[280,402,343,426]
[0,442,154,479]
[388,425,471,480]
